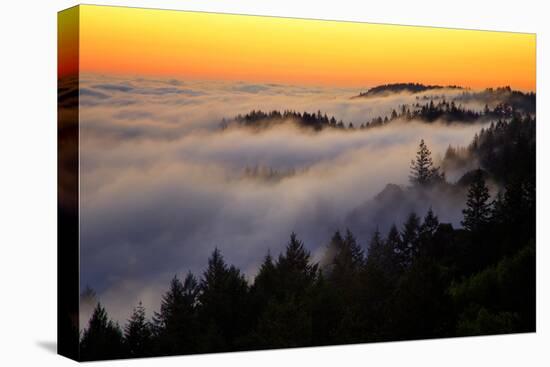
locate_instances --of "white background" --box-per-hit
[0,0,548,365]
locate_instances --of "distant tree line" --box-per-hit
[79,114,535,360]
[222,93,530,132]
[354,82,463,98]
[455,86,536,115]
[221,110,348,131]
[363,99,522,128]
[356,84,535,115]
[444,114,535,185]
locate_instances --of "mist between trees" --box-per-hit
[75,113,535,361]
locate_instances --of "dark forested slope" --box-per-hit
[353,82,463,98]
[80,113,535,360]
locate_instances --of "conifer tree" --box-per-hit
[256,233,317,348]
[384,224,403,273]
[343,229,365,268]
[324,230,363,274]
[153,273,199,354]
[276,232,318,297]
[326,229,365,318]
[420,208,440,237]
[80,303,124,361]
[366,228,383,265]
[417,208,440,258]
[124,302,152,358]
[252,252,276,298]
[410,139,442,186]
[462,169,491,231]
[199,249,249,351]
[250,251,277,322]
[324,230,345,266]
[399,213,421,267]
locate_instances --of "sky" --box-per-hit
[59,5,536,91]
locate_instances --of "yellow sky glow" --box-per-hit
[76,5,536,91]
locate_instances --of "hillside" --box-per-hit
[353,82,463,98]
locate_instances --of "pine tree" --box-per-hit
[385,224,402,268]
[199,249,249,351]
[153,273,199,354]
[324,230,344,265]
[324,229,365,310]
[462,169,491,231]
[124,302,152,358]
[80,303,124,361]
[256,233,318,348]
[154,276,185,331]
[250,251,277,321]
[417,208,440,258]
[252,251,276,297]
[343,229,365,268]
[366,228,384,268]
[276,232,318,296]
[420,208,439,237]
[410,139,442,186]
[399,213,421,267]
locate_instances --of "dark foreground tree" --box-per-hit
[80,303,124,361]
[254,233,318,348]
[198,249,250,352]
[124,302,152,358]
[365,228,384,269]
[397,212,421,268]
[462,169,491,231]
[325,230,364,284]
[79,116,535,359]
[153,273,199,355]
[275,232,318,298]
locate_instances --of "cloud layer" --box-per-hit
[78,74,489,326]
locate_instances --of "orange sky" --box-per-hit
[59,5,536,91]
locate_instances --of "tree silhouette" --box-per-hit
[382,224,403,277]
[124,302,152,358]
[77,110,535,360]
[462,169,492,231]
[153,273,199,355]
[410,139,442,186]
[365,228,384,268]
[80,303,124,361]
[254,233,319,347]
[199,249,249,352]
[325,230,364,282]
[249,251,277,329]
[254,251,276,293]
[417,208,440,258]
[397,213,421,268]
[420,208,439,236]
[275,232,318,298]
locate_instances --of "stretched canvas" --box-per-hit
[58,5,536,361]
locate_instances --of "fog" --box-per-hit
[78,74,494,326]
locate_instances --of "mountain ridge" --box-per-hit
[353,82,464,98]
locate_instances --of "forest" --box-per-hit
[353,82,463,98]
[77,111,535,361]
[354,84,535,115]
[222,85,534,131]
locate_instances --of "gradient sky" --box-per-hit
[62,5,536,91]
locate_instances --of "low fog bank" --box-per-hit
[78,74,494,326]
[79,74,502,138]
